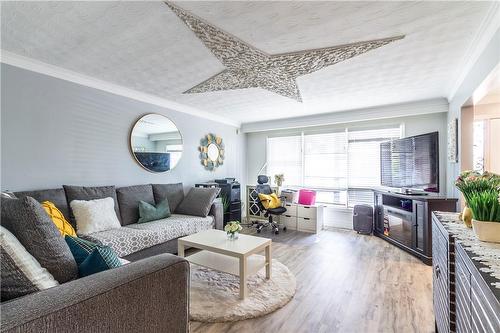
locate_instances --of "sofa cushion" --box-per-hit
[83,214,214,257]
[1,196,78,283]
[175,187,219,217]
[63,185,121,226]
[116,185,155,226]
[14,189,71,228]
[70,198,121,235]
[1,226,59,301]
[152,183,184,212]
[81,227,162,258]
[127,214,214,245]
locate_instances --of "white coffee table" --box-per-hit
[178,229,272,299]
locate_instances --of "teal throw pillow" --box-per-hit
[65,235,121,277]
[78,247,122,277]
[138,199,171,223]
[65,235,100,265]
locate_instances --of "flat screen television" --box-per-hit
[380,132,439,193]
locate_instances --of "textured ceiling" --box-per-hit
[0,1,494,124]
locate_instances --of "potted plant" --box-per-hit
[224,221,242,240]
[455,171,500,243]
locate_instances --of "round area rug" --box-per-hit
[190,256,296,322]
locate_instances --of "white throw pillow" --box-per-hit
[71,197,121,235]
[1,226,59,300]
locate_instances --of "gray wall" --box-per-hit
[246,112,448,194]
[1,64,246,191]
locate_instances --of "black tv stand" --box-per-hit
[373,189,457,265]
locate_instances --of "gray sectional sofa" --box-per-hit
[14,183,223,261]
[1,183,223,332]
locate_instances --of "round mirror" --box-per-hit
[130,114,183,173]
[207,143,220,161]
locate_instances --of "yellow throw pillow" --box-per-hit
[42,201,77,237]
[258,193,282,209]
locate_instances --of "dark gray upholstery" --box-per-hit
[63,185,121,225]
[14,188,71,226]
[0,254,189,333]
[116,184,155,226]
[176,187,219,217]
[152,183,184,212]
[209,201,224,230]
[1,197,78,283]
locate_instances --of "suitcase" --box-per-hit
[353,205,373,234]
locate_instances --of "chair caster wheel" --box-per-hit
[283,227,287,232]
[274,231,279,235]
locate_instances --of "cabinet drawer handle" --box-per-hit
[303,218,310,220]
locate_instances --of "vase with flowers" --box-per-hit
[274,174,285,195]
[455,171,500,243]
[224,221,243,240]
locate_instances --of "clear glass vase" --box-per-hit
[227,231,239,240]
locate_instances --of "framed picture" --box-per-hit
[448,118,458,163]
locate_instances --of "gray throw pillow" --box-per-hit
[63,185,121,226]
[152,183,184,212]
[1,196,78,283]
[175,187,219,217]
[116,185,155,226]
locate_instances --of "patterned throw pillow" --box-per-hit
[1,226,59,301]
[65,236,121,277]
[138,199,171,223]
[42,201,77,237]
[78,247,122,277]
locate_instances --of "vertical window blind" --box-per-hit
[266,126,401,207]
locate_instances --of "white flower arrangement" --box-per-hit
[224,221,243,234]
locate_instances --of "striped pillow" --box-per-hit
[1,226,58,301]
[65,236,121,277]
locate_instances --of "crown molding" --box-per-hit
[0,50,241,128]
[447,1,500,101]
[241,98,449,133]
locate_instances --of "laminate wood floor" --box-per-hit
[190,227,434,333]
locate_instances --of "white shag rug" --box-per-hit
[190,256,296,322]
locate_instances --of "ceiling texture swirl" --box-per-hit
[0,1,496,124]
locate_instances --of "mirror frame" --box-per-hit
[199,133,225,171]
[129,113,183,173]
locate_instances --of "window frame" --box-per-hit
[265,124,404,207]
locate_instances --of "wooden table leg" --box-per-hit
[265,244,272,279]
[239,256,247,299]
[178,242,185,258]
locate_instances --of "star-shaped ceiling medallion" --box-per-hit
[166,2,404,102]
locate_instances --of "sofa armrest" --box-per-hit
[1,254,189,333]
[209,201,224,230]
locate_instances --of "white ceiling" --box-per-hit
[1,1,496,125]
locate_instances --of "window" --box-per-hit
[266,135,302,186]
[266,125,402,207]
[304,131,347,188]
